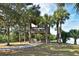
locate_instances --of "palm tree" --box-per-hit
[38,14,52,44]
[53,7,70,44]
[69,29,79,45]
[56,3,70,43]
[43,14,52,43]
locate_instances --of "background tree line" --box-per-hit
[0,3,79,45]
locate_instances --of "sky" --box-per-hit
[35,3,79,35]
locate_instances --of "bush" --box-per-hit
[35,34,44,41]
[48,34,56,41]
[10,33,18,42]
[31,34,35,39]
[0,35,7,43]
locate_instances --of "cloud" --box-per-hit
[62,18,79,32]
[62,4,79,32]
[38,3,56,16]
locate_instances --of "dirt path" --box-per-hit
[0,42,43,51]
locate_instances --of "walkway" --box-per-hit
[0,42,43,51]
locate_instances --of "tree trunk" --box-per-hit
[18,26,21,42]
[62,38,66,43]
[60,22,62,42]
[7,26,10,46]
[74,38,77,45]
[45,34,48,44]
[29,22,32,43]
[45,24,49,44]
[48,25,50,43]
[19,32,21,42]
[48,25,50,34]
[24,32,26,42]
[23,26,26,42]
[57,21,61,44]
[60,23,62,36]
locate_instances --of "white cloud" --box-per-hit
[38,3,56,16]
[62,18,79,32]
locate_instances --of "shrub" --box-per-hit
[0,35,7,43]
[35,34,44,40]
[48,34,56,41]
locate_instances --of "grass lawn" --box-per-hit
[0,43,79,56]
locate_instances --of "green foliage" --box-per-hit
[53,7,70,23]
[0,3,73,44]
[10,33,18,42]
[68,29,79,44]
[31,34,35,39]
[48,34,56,41]
[35,34,44,40]
[0,35,7,43]
[69,29,79,39]
[61,30,69,43]
[52,6,70,43]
